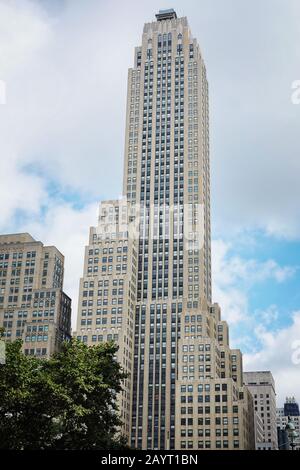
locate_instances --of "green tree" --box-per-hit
[0,339,127,450]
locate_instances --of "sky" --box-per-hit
[0,0,300,406]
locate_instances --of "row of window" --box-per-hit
[77,334,119,343]
[24,348,47,356]
[81,317,123,326]
[88,255,127,264]
[87,264,127,273]
[181,427,239,437]
[0,251,37,260]
[25,334,48,342]
[88,243,128,253]
[81,299,123,307]
[180,383,230,393]
[0,261,35,269]
[82,289,123,297]
[180,440,239,449]
[81,308,123,316]
[27,325,49,332]
[83,279,124,288]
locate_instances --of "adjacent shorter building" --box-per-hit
[277,397,300,450]
[175,303,255,450]
[74,200,137,442]
[243,371,277,450]
[0,233,71,358]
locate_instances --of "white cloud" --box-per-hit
[259,304,279,325]
[244,312,300,405]
[23,201,98,329]
[212,239,300,404]
[0,0,133,199]
[212,239,296,325]
[0,1,50,74]
[0,157,47,228]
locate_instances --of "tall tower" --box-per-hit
[76,9,255,451]
[123,9,211,305]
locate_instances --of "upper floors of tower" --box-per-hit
[129,10,205,73]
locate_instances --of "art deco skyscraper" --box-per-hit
[76,9,255,450]
[124,9,212,450]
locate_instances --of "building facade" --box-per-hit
[74,200,137,441]
[175,304,255,450]
[243,371,277,450]
[125,9,211,451]
[254,411,264,449]
[0,233,71,359]
[76,9,255,450]
[277,397,300,450]
[283,396,300,416]
[277,427,289,450]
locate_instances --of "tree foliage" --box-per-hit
[0,339,127,450]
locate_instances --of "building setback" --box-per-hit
[74,200,137,440]
[75,9,255,450]
[243,371,277,450]
[0,233,71,358]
